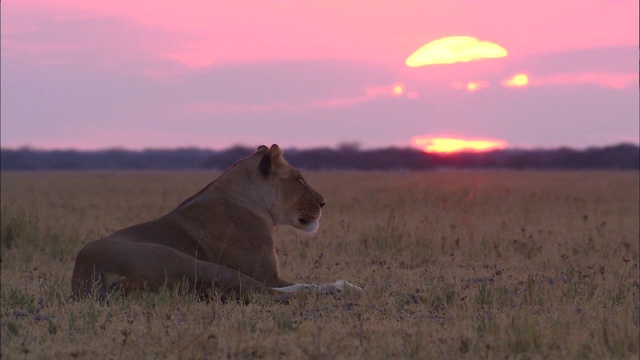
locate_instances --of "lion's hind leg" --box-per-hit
[72,239,281,301]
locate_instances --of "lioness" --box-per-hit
[71,144,361,301]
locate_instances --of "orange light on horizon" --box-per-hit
[502,73,529,88]
[411,135,508,154]
[406,36,507,67]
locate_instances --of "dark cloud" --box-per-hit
[505,46,638,75]
[2,7,192,74]
[173,60,398,104]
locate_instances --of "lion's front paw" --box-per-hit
[318,279,363,299]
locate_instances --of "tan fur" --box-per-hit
[71,144,363,302]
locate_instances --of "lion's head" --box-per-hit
[256,144,325,232]
[215,144,325,233]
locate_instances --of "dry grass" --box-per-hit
[1,170,638,359]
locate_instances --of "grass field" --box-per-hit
[1,170,638,359]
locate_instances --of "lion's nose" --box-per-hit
[319,199,326,208]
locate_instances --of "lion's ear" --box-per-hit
[255,145,269,154]
[259,144,283,175]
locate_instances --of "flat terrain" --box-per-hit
[1,170,638,359]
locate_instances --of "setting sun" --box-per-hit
[411,135,508,154]
[406,36,508,67]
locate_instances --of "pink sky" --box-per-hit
[1,0,638,150]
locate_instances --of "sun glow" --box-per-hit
[392,83,406,96]
[502,73,529,88]
[451,80,490,92]
[411,135,508,154]
[406,36,507,67]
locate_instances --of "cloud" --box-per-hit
[529,72,638,90]
[186,82,412,114]
[406,36,507,67]
[1,5,194,77]
[499,71,637,90]
[451,71,636,91]
[512,46,637,75]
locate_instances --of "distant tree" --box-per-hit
[337,142,361,152]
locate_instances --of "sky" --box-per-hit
[1,0,638,151]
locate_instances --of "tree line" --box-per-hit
[1,144,637,171]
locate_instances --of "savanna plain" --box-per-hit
[1,170,638,359]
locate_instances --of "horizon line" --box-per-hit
[1,142,638,153]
